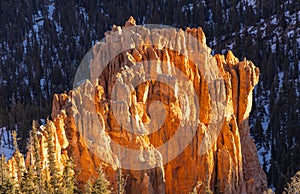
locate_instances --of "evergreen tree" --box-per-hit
[43,170,53,194]
[12,130,22,193]
[21,164,38,194]
[91,167,111,194]
[85,180,93,194]
[61,157,77,194]
[0,154,15,194]
[20,129,39,194]
[284,171,300,194]
[32,120,43,193]
[45,119,62,193]
[117,167,127,194]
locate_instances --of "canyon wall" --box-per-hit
[10,17,267,193]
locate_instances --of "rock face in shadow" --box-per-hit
[9,17,267,193]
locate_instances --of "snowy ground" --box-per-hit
[0,127,14,160]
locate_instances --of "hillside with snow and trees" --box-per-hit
[0,0,299,193]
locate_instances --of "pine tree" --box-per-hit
[117,167,127,194]
[12,130,20,177]
[21,164,38,194]
[0,154,15,194]
[43,170,53,194]
[91,167,111,194]
[85,180,93,194]
[12,130,23,193]
[45,119,62,193]
[61,157,77,194]
[32,120,43,193]
[20,129,38,193]
[284,171,300,194]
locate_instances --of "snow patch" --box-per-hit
[182,3,194,12]
[226,41,235,50]
[0,127,14,160]
[47,3,55,20]
[257,144,271,172]
[287,30,294,37]
[271,43,276,53]
[278,71,284,89]
[244,0,257,8]
[270,16,277,25]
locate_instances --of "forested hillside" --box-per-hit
[0,0,299,192]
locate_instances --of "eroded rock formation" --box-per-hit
[9,17,267,193]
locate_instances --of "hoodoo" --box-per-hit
[9,17,267,194]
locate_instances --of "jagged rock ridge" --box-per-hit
[9,17,267,194]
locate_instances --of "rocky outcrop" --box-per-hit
[10,17,267,193]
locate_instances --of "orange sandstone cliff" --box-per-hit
[10,17,267,194]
